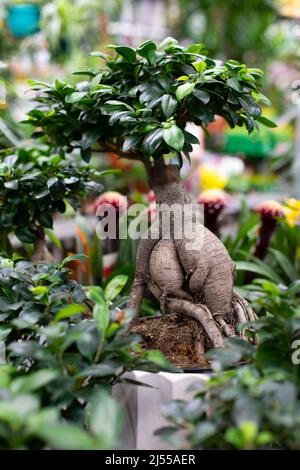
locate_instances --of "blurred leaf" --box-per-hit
[53,304,86,323]
[104,275,128,302]
[86,390,123,448]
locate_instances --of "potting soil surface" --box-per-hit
[129,314,211,369]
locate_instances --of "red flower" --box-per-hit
[197,189,228,214]
[255,200,284,219]
[94,191,128,212]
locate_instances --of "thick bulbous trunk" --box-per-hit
[129,161,256,352]
[31,238,55,263]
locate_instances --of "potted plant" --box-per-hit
[24,37,276,367]
[6,1,42,38]
[0,146,102,261]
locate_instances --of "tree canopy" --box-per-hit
[24,37,276,167]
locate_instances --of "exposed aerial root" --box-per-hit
[167,298,224,348]
[233,292,258,322]
[214,314,236,337]
[233,292,258,343]
[193,321,205,358]
[128,228,161,317]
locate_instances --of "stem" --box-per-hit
[254,218,277,260]
[0,230,12,256]
[31,229,54,263]
[204,207,221,237]
[245,217,277,283]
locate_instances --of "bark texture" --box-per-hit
[31,238,55,263]
[129,162,256,352]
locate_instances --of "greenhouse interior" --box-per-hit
[1,0,300,454]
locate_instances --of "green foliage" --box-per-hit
[0,256,176,448]
[177,0,279,66]
[0,365,121,450]
[0,147,101,247]
[24,38,274,167]
[157,291,300,449]
[224,209,300,289]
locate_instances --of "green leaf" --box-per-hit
[0,394,39,422]
[187,43,206,54]
[257,116,277,128]
[114,46,136,62]
[4,180,18,190]
[36,424,96,450]
[188,98,214,125]
[75,364,115,379]
[11,370,58,394]
[193,89,210,104]
[88,287,110,334]
[104,100,134,112]
[65,92,88,104]
[87,285,104,304]
[139,84,163,103]
[90,51,111,60]
[236,261,282,283]
[175,82,195,101]
[161,94,177,119]
[239,95,261,118]
[269,248,298,282]
[183,130,200,144]
[104,275,128,302]
[86,390,123,448]
[47,177,66,201]
[81,128,102,150]
[163,124,184,152]
[61,254,88,266]
[122,133,141,152]
[158,37,178,49]
[0,326,12,341]
[157,74,173,91]
[15,227,36,244]
[226,78,242,92]
[37,212,53,229]
[96,169,121,177]
[138,40,157,59]
[193,422,216,442]
[192,61,207,73]
[45,228,62,250]
[53,304,86,323]
[142,128,163,156]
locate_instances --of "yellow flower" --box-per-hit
[285,198,300,211]
[283,198,300,226]
[199,166,228,190]
[283,207,300,227]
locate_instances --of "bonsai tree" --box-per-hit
[24,37,276,350]
[0,146,101,261]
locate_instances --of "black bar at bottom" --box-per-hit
[0,449,299,467]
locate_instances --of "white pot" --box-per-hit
[113,370,211,450]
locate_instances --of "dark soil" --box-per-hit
[128,313,211,369]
